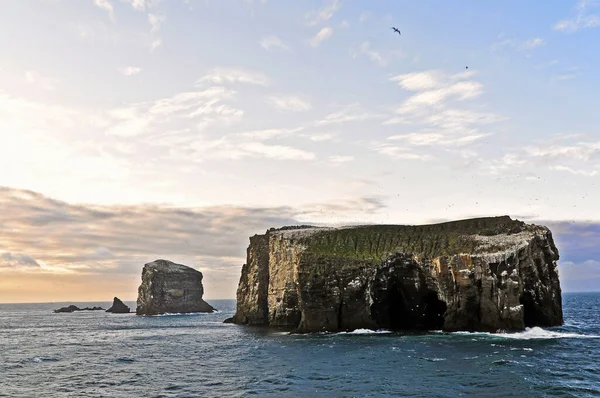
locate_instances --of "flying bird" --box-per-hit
[391,27,401,35]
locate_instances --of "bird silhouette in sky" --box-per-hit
[391,27,401,35]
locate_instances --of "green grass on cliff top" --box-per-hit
[292,216,534,263]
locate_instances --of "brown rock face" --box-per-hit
[136,259,214,315]
[231,216,563,333]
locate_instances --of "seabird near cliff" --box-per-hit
[391,27,401,35]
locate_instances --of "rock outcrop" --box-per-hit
[231,216,563,333]
[106,297,131,313]
[136,259,215,315]
[53,305,104,313]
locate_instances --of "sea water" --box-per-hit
[1,293,599,397]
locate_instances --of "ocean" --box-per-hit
[1,293,599,397]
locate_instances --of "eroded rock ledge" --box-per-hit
[231,216,563,333]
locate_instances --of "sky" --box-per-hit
[0,0,599,302]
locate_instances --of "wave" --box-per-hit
[339,328,392,335]
[148,311,219,317]
[497,327,600,340]
[450,327,600,340]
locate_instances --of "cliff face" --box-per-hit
[136,259,214,315]
[231,216,563,333]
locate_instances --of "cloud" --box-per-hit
[266,95,312,112]
[550,165,598,176]
[480,136,600,177]
[118,66,141,76]
[359,11,371,23]
[150,38,162,52]
[329,155,354,163]
[372,145,432,161]
[0,252,40,269]
[522,37,545,49]
[0,186,383,278]
[197,67,269,86]
[352,42,388,67]
[24,71,57,90]
[94,0,115,22]
[125,0,150,11]
[148,13,165,33]
[106,86,242,137]
[376,69,503,158]
[388,131,490,147]
[555,0,600,32]
[491,36,546,51]
[310,27,333,47]
[314,103,386,126]
[259,35,288,50]
[237,127,304,140]
[242,142,315,160]
[391,72,482,112]
[525,140,600,162]
[306,0,342,26]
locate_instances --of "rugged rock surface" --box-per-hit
[231,216,563,333]
[106,297,131,313]
[53,305,104,313]
[136,259,215,315]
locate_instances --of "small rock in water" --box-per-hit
[106,297,131,313]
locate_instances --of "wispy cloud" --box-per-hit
[93,0,115,22]
[0,252,40,269]
[555,0,600,32]
[310,27,333,47]
[352,41,389,67]
[24,71,58,90]
[150,38,162,52]
[148,13,165,33]
[359,11,371,23]
[491,35,546,51]
[389,70,483,113]
[329,155,354,163]
[197,67,269,86]
[314,103,386,126]
[118,66,141,76]
[379,70,503,158]
[259,35,288,50]
[106,86,242,137]
[266,95,312,112]
[306,0,342,26]
[126,0,150,12]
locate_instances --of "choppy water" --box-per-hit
[1,293,599,397]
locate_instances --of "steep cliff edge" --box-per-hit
[231,216,563,332]
[136,259,214,315]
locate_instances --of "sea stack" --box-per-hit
[231,216,563,333]
[136,259,215,315]
[106,297,131,313]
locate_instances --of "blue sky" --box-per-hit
[0,0,599,301]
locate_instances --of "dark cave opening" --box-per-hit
[520,291,536,327]
[371,280,447,331]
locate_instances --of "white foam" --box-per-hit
[497,327,600,340]
[151,311,217,317]
[340,328,392,335]
[450,327,599,340]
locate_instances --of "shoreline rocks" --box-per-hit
[230,216,563,333]
[53,305,104,313]
[136,259,215,316]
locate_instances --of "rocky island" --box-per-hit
[230,216,563,333]
[53,305,104,313]
[136,259,215,315]
[106,297,131,313]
